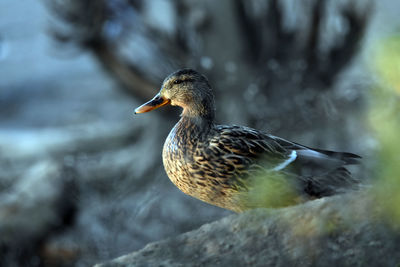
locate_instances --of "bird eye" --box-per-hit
[174,79,183,85]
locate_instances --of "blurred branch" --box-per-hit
[234,0,295,64]
[235,0,371,90]
[319,4,372,87]
[47,0,372,101]
[305,0,325,70]
[90,42,158,100]
[46,0,160,101]
[303,0,373,88]
[46,0,212,103]
[233,0,262,63]
[265,0,296,61]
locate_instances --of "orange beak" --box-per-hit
[134,93,171,114]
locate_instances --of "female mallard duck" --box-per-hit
[134,69,361,212]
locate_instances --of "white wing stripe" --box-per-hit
[272,150,297,171]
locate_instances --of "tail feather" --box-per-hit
[312,149,361,165]
[300,167,360,198]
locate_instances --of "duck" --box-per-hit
[134,69,361,212]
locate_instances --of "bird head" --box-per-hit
[134,69,215,119]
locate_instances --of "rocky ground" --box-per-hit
[96,190,400,267]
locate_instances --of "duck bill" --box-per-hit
[134,93,171,114]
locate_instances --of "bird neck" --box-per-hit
[181,94,216,122]
[176,115,214,142]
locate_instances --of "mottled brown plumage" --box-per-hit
[135,69,361,212]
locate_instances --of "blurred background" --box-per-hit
[0,0,399,266]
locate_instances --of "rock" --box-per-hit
[96,190,400,267]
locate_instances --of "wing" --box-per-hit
[193,125,361,196]
[206,125,361,177]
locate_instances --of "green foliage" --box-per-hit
[370,34,400,225]
[242,172,300,209]
[374,35,400,94]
